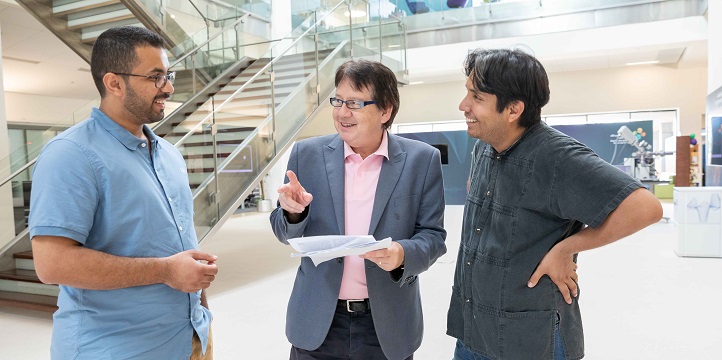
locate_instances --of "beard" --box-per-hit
[125,84,167,124]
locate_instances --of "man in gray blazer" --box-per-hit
[270,59,447,360]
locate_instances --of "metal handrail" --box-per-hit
[168,12,251,69]
[0,160,34,188]
[0,13,257,189]
[171,0,347,149]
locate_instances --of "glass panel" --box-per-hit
[0,165,34,237]
[181,2,350,240]
[175,123,217,192]
[4,0,409,245]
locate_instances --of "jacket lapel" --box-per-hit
[323,135,346,235]
[369,134,406,235]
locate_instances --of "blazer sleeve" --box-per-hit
[269,143,311,244]
[393,147,447,283]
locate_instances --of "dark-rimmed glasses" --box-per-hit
[330,97,377,110]
[112,71,176,89]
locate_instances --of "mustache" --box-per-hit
[154,94,170,101]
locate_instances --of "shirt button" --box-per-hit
[169,198,173,202]
[178,226,183,231]
[141,143,147,148]
[465,299,471,303]
[475,228,480,234]
[486,191,491,196]
[496,155,500,159]
[466,261,471,266]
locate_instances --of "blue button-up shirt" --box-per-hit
[29,108,211,359]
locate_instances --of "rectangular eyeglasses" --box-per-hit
[330,97,377,110]
[113,71,176,88]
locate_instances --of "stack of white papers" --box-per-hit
[288,235,392,266]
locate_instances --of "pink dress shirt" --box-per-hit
[338,132,389,300]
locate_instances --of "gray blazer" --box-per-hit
[270,133,447,360]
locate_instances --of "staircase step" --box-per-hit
[80,19,143,43]
[0,269,44,283]
[54,0,121,16]
[0,290,57,313]
[13,251,33,259]
[67,8,135,31]
[0,269,60,297]
[13,251,35,271]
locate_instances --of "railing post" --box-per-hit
[348,0,353,58]
[210,95,220,226]
[269,70,277,156]
[402,22,408,75]
[235,23,241,62]
[314,10,320,106]
[377,0,382,62]
[191,54,197,94]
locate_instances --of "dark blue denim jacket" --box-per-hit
[447,122,642,360]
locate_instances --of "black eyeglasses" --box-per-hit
[112,71,176,89]
[330,97,377,110]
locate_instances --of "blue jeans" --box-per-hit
[453,326,566,360]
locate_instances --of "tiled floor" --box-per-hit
[2,202,721,359]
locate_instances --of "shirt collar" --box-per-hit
[92,108,161,150]
[343,130,389,160]
[497,121,542,156]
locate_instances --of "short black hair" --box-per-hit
[464,48,550,128]
[91,26,166,97]
[335,59,400,129]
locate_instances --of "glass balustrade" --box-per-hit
[0,0,408,252]
[174,1,407,241]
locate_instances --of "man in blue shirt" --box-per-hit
[447,48,663,360]
[29,26,217,359]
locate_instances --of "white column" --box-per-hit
[271,0,292,39]
[0,20,18,250]
[709,0,722,93]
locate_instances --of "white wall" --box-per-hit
[271,0,292,39]
[299,64,707,138]
[546,66,707,137]
[709,0,722,94]
[0,21,18,251]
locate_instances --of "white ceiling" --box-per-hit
[0,1,96,99]
[0,1,710,100]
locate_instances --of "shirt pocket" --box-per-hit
[498,309,557,359]
[470,305,557,360]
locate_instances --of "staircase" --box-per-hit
[162,49,335,189]
[0,251,58,313]
[0,0,406,312]
[16,0,176,61]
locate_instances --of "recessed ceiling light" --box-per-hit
[343,10,367,18]
[625,60,660,66]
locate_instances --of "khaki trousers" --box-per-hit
[190,327,213,360]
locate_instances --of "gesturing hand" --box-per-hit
[163,250,218,293]
[277,170,313,214]
[527,241,579,305]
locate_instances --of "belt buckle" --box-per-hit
[346,299,364,312]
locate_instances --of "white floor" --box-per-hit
[2,202,721,359]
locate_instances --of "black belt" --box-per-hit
[338,299,370,313]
